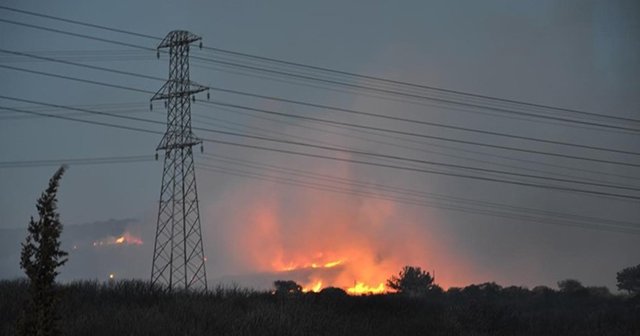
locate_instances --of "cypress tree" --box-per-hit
[18,166,68,336]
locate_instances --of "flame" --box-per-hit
[303,280,323,293]
[206,160,477,294]
[347,282,385,295]
[277,259,344,272]
[324,260,343,268]
[282,259,386,294]
[92,232,143,247]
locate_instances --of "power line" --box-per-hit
[1,14,638,132]
[3,47,637,157]
[195,48,640,124]
[177,56,640,132]
[201,100,640,168]
[0,18,155,52]
[3,104,640,233]
[199,137,640,200]
[0,49,164,81]
[0,154,154,168]
[0,104,162,135]
[202,85,640,156]
[202,152,639,229]
[190,58,640,136]
[0,5,162,40]
[0,6,636,234]
[194,123,640,192]
[0,64,154,94]
[2,3,637,125]
[2,96,639,195]
[0,49,152,63]
[2,100,640,200]
[1,74,634,185]
[3,63,638,170]
[194,162,640,235]
[0,102,146,121]
[194,106,640,185]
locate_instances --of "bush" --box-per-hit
[386,266,436,296]
[273,280,302,296]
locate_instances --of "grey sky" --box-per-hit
[0,0,639,290]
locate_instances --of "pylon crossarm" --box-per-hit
[157,30,201,49]
[151,80,208,101]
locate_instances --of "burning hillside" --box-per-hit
[205,167,474,293]
[92,232,143,247]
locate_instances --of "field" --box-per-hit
[0,279,638,336]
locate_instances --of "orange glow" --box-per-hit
[282,260,387,294]
[205,161,478,294]
[92,232,143,247]
[118,232,143,245]
[324,260,343,268]
[347,282,385,295]
[303,280,323,293]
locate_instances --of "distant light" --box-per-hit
[109,273,115,279]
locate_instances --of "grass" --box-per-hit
[0,279,638,336]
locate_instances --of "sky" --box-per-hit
[0,0,639,291]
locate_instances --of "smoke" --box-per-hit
[202,153,479,291]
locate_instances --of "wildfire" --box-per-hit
[347,282,385,295]
[277,257,388,294]
[323,260,343,268]
[277,259,344,272]
[210,174,467,295]
[92,232,143,247]
[303,280,323,293]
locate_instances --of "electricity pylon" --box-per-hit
[150,30,209,291]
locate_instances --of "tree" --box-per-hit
[274,280,302,295]
[587,286,611,297]
[18,166,68,336]
[616,264,640,295]
[319,287,348,298]
[386,266,435,296]
[557,279,585,294]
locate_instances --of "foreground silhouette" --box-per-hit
[18,166,68,336]
[0,278,637,336]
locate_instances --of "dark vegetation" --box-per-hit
[617,264,640,294]
[0,276,638,336]
[17,166,68,336]
[5,167,639,335]
[273,280,302,296]
[387,265,439,296]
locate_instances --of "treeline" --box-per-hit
[0,278,638,336]
[7,169,639,335]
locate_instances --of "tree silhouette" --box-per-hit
[386,266,435,296]
[18,166,68,336]
[319,286,348,298]
[616,264,640,295]
[557,279,585,294]
[274,280,302,296]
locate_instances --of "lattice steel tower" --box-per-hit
[150,31,209,291]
